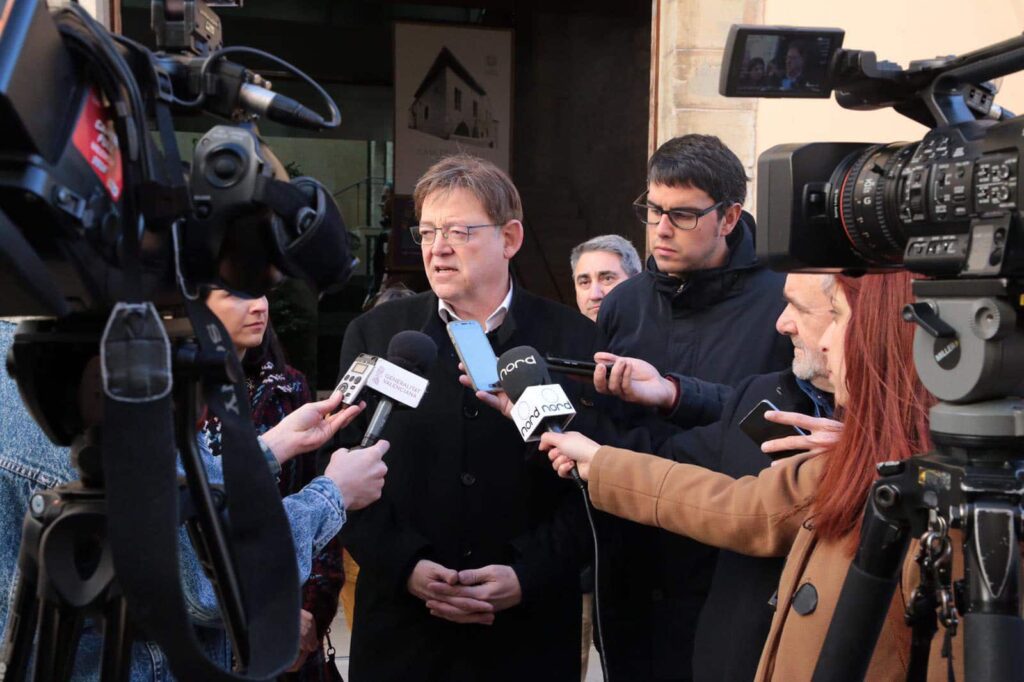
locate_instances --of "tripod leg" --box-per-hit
[811,485,911,682]
[99,597,133,682]
[1,570,41,681]
[32,602,83,682]
[962,501,1024,682]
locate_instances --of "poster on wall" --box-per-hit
[393,22,513,195]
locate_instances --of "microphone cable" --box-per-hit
[149,44,342,129]
[577,483,610,682]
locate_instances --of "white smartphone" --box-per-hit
[447,320,501,392]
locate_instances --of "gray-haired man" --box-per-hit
[570,234,642,321]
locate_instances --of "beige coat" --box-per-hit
[588,446,966,681]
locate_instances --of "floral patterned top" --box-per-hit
[200,360,344,681]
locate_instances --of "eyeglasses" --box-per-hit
[632,193,726,231]
[409,223,503,245]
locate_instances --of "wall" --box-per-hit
[513,3,651,301]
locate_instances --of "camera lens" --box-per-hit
[827,142,918,266]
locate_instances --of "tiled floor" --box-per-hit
[329,611,607,681]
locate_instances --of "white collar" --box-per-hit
[437,280,514,333]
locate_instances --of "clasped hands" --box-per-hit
[407,559,522,626]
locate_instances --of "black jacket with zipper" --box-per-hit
[596,212,791,681]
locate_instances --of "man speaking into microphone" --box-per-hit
[334,154,602,682]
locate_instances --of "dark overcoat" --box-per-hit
[337,287,602,682]
[661,369,827,682]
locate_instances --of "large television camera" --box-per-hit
[723,25,1020,278]
[0,0,349,318]
[722,25,1024,682]
[0,1,355,680]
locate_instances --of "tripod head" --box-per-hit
[813,277,1024,681]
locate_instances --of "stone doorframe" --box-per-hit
[649,0,764,205]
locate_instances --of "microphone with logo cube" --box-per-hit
[334,330,438,447]
[497,346,584,487]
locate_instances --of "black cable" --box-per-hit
[55,5,153,175]
[579,484,610,682]
[162,45,342,129]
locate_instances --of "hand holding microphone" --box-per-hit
[321,331,437,511]
[324,440,390,510]
[495,346,584,486]
[593,351,678,409]
[259,391,366,465]
[539,431,600,482]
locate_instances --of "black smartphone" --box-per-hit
[545,355,612,377]
[738,399,807,460]
[447,320,501,392]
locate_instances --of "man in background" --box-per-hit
[568,232,641,678]
[595,273,840,681]
[570,234,642,322]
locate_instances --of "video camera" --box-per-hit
[722,25,1020,278]
[0,0,350,319]
[0,1,356,680]
[721,25,1024,682]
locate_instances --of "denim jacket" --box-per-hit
[180,432,347,625]
[0,322,347,679]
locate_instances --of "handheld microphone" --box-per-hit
[497,346,583,486]
[360,331,437,447]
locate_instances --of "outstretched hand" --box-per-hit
[593,352,677,409]
[261,392,365,465]
[762,410,843,458]
[324,440,390,510]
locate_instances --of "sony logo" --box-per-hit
[499,355,537,378]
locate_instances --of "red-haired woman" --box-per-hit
[542,272,941,680]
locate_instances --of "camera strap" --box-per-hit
[100,301,300,680]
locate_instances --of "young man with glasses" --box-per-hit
[335,154,602,682]
[594,134,791,682]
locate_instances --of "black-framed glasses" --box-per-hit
[409,223,503,245]
[632,193,725,231]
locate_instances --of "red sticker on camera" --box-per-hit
[72,87,123,201]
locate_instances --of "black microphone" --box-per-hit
[497,346,584,487]
[360,331,437,447]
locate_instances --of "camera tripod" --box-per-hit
[0,308,291,681]
[813,277,1024,682]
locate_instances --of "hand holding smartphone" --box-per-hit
[544,355,613,377]
[447,320,501,392]
[738,399,807,461]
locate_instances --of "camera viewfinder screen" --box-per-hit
[722,27,843,98]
